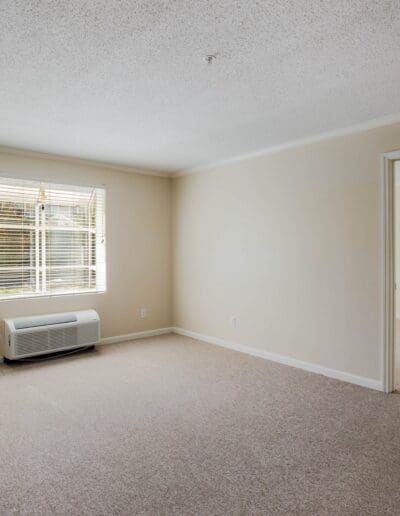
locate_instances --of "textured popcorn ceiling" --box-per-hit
[0,1,399,173]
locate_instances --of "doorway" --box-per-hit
[382,151,400,393]
[395,160,400,391]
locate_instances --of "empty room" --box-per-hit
[1,1,400,514]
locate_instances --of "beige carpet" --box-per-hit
[0,334,399,515]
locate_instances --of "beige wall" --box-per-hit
[172,123,400,381]
[2,123,400,383]
[0,151,172,339]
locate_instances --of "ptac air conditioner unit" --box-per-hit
[3,310,100,360]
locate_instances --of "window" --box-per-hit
[0,177,106,299]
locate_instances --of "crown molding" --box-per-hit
[3,112,400,180]
[173,112,400,178]
[0,145,175,178]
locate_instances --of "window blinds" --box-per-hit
[0,177,106,298]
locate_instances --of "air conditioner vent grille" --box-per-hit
[5,310,100,360]
[15,331,49,356]
[49,327,77,351]
[15,327,78,357]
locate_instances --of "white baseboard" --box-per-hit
[0,328,173,362]
[100,327,173,345]
[172,327,383,392]
[1,326,383,392]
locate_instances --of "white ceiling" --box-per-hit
[1,1,400,173]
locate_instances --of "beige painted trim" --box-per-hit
[172,327,383,391]
[0,145,174,178]
[382,151,400,393]
[175,112,400,177]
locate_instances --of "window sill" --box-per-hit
[0,289,106,302]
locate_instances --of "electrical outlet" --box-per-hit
[139,308,148,319]
[229,316,237,329]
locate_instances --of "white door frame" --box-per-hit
[382,150,400,393]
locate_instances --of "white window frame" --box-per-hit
[0,176,106,301]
